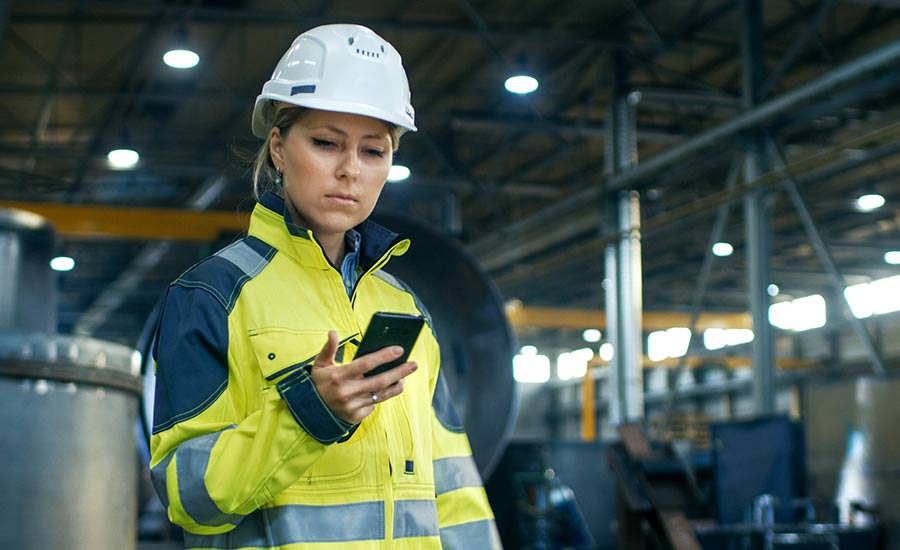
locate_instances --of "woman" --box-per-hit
[149,24,501,549]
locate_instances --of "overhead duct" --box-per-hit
[0,207,142,550]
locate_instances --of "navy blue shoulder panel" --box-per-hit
[432,369,465,434]
[174,236,276,313]
[151,237,275,434]
[151,283,230,434]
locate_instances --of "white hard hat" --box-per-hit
[252,24,416,139]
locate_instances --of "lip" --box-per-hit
[325,194,358,206]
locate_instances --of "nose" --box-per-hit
[337,150,361,180]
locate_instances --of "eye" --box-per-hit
[365,148,386,158]
[312,138,336,148]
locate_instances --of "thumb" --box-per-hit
[313,330,339,368]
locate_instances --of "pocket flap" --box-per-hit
[248,328,357,382]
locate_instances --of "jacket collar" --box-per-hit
[249,192,409,271]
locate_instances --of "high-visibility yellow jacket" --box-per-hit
[150,193,501,549]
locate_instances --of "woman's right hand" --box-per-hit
[309,330,418,424]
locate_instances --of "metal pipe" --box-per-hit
[467,38,900,259]
[741,0,777,415]
[606,37,900,190]
[605,50,644,426]
[767,136,887,376]
[759,0,834,98]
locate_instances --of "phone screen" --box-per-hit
[358,312,425,377]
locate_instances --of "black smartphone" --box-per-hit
[357,312,425,377]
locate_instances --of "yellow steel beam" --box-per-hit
[0,201,249,241]
[588,355,817,370]
[506,303,752,331]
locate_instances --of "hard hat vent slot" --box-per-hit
[355,48,380,59]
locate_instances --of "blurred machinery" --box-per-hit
[0,208,142,549]
[485,412,889,549]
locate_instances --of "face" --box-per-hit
[269,109,393,242]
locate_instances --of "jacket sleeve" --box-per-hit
[429,340,503,549]
[148,283,349,535]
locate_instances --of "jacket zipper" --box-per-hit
[350,241,406,308]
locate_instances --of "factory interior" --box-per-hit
[2,1,900,548]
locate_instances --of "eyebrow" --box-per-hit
[312,125,388,141]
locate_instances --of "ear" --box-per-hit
[268,127,284,171]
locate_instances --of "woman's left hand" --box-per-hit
[309,330,418,424]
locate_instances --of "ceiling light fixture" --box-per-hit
[50,256,75,272]
[856,193,885,211]
[163,49,200,69]
[107,148,140,169]
[504,75,539,95]
[387,165,410,182]
[885,250,900,265]
[712,242,734,257]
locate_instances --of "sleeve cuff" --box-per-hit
[276,367,355,444]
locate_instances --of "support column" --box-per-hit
[741,0,776,415]
[605,49,644,426]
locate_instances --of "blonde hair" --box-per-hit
[251,104,403,200]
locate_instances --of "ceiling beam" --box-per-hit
[506,304,751,330]
[0,201,249,241]
[9,8,636,51]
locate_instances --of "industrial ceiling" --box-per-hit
[1,0,899,347]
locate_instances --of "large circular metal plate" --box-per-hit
[373,212,518,478]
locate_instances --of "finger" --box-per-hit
[313,330,339,368]
[352,345,405,376]
[378,379,406,402]
[361,361,417,392]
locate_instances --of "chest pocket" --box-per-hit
[249,327,368,483]
[248,327,358,383]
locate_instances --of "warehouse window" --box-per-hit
[513,346,550,383]
[647,327,692,362]
[844,275,900,319]
[769,294,826,331]
[557,348,593,380]
[703,328,754,350]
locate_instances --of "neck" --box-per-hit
[317,233,347,267]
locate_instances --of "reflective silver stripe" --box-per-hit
[440,519,503,550]
[216,240,267,277]
[149,451,175,509]
[184,502,387,548]
[394,499,439,539]
[373,270,434,328]
[434,456,483,496]
[176,428,244,527]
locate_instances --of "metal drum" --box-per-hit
[0,207,57,332]
[0,207,143,549]
[0,333,143,550]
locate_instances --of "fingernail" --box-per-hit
[410,362,418,371]
[391,346,403,356]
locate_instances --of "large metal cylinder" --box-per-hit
[0,207,142,549]
[0,333,143,550]
[372,211,519,478]
[0,207,57,332]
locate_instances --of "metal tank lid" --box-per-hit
[0,331,143,396]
